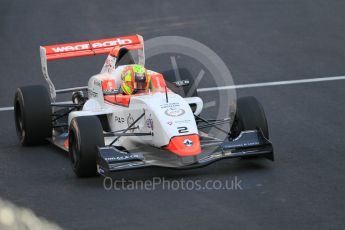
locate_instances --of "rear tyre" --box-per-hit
[14,85,52,145]
[231,96,269,139]
[69,116,105,177]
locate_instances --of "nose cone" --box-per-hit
[165,134,201,156]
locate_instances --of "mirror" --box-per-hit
[172,80,190,87]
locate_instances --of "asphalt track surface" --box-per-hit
[1,0,345,229]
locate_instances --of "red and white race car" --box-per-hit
[14,34,273,177]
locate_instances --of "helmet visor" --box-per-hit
[134,73,147,90]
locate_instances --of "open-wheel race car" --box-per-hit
[14,34,273,177]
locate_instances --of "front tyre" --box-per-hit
[14,85,52,145]
[231,96,269,139]
[69,116,105,177]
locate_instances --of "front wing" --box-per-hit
[96,130,273,176]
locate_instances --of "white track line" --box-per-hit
[197,75,345,92]
[1,75,345,112]
[0,101,72,112]
[0,107,14,112]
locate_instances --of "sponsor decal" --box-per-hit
[183,139,193,147]
[114,116,125,123]
[164,108,185,117]
[127,113,135,132]
[160,102,180,109]
[175,119,191,124]
[94,79,101,87]
[88,90,98,98]
[51,38,133,53]
[105,154,140,162]
[145,117,154,130]
[104,57,115,71]
[166,120,190,125]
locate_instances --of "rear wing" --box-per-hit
[40,34,144,101]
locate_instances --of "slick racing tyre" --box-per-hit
[14,85,52,145]
[231,96,269,139]
[69,116,105,177]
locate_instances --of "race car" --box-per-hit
[13,34,274,177]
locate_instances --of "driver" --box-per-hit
[120,65,151,95]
